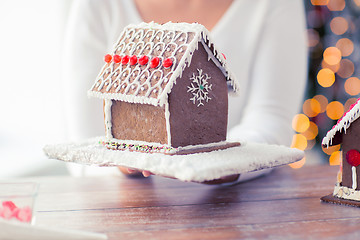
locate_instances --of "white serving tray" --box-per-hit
[44,137,304,183]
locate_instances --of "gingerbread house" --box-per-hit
[88,22,240,154]
[322,98,360,203]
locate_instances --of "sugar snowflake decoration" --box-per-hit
[187,69,212,107]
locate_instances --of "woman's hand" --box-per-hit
[118,166,153,177]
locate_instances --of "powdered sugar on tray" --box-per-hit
[43,137,304,182]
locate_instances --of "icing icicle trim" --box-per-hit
[322,98,360,147]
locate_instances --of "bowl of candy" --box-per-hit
[0,182,38,224]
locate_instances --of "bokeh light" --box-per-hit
[327,0,346,11]
[329,151,342,166]
[344,77,360,95]
[292,114,310,133]
[345,98,358,111]
[302,121,319,140]
[329,151,342,165]
[311,0,329,5]
[291,134,308,150]
[317,68,335,87]
[337,59,354,78]
[326,101,344,120]
[323,47,342,65]
[336,38,354,57]
[303,98,321,117]
[313,95,328,113]
[330,17,348,35]
[321,60,340,72]
[289,157,306,169]
[322,144,341,155]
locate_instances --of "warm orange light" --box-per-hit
[337,59,354,79]
[323,47,342,65]
[322,144,340,155]
[354,0,360,7]
[330,17,348,35]
[291,134,308,150]
[292,114,310,133]
[317,68,335,87]
[302,121,319,140]
[303,99,321,117]
[336,38,354,57]
[313,95,328,113]
[289,157,306,169]
[329,151,342,166]
[311,0,329,5]
[326,101,344,120]
[321,60,340,73]
[345,77,360,96]
[345,98,358,111]
[327,0,346,11]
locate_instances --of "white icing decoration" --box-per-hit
[88,22,239,106]
[164,102,171,145]
[322,98,360,147]
[187,69,212,107]
[353,166,357,189]
[333,183,360,201]
[104,100,113,139]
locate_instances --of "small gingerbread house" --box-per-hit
[88,22,239,154]
[322,98,360,202]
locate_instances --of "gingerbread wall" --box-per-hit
[342,118,360,189]
[168,43,228,148]
[109,100,168,144]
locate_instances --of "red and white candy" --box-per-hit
[0,200,32,223]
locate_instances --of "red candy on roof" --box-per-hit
[163,58,173,68]
[121,55,130,64]
[130,55,138,65]
[113,55,121,63]
[150,57,160,68]
[138,55,149,65]
[104,54,112,63]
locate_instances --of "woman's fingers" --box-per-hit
[142,170,153,177]
[118,166,153,178]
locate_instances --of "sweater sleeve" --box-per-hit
[62,0,115,141]
[227,0,307,146]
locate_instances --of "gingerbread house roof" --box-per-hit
[88,22,239,107]
[322,98,360,147]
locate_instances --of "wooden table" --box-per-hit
[31,165,360,239]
